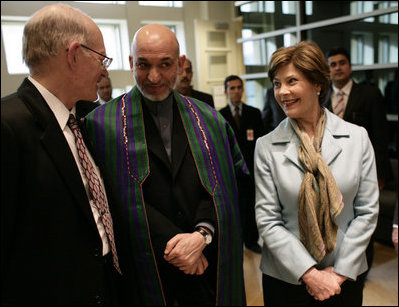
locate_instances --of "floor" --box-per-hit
[244,242,398,306]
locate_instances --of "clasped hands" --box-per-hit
[164,232,208,275]
[302,266,347,301]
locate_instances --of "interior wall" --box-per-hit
[1,1,243,98]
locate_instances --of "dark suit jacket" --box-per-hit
[1,78,132,306]
[141,99,217,304]
[76,99,100,121]
[324,81,392,183]
[262,87,286,134]
[220,103,265,176]
[189,89,215,108]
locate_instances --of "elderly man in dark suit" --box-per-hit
[220,75,266,254]
[1,4,134,305]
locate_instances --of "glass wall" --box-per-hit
[236,1,398,113]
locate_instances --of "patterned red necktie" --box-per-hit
[68,114,122,274]
[333,91,345,118]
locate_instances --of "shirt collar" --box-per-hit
[28,76,75,131]
[143,93,174,117]
[332,79,353,97]
[228,101,242,113]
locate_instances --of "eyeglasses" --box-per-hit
[80,44,113,70]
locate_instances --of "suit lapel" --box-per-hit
[221,106,239,132]
[273,110,345,171]
[283,141,304,172]
[343,82,359,121]
[20,78,99,225]
[40,122,92,208]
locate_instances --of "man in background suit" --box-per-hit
[262,85,286,134]
[324,47,392,190]
[324,47,393,279]
[220,75,265,254]
[97,76,113,105]
[175,58,215,107]
[1,4,134,305]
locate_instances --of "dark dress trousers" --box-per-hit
[220,103,265,247]
[141,100,217,305]
[1,78,133,306]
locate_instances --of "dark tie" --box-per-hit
[333,91,345,118]
[67,114,122,274]
[234,106,240,128]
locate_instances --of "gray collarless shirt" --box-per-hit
[143,94,174,162]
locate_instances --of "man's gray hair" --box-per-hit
[23,4,90,69]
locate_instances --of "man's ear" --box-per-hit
[129,55,134,72]
[177,55,186,74]
[66,41,81,70]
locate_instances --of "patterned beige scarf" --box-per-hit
[289,110,344,262]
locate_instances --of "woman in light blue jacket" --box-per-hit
[254,41,379,306]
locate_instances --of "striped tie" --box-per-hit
[333,91,345,118]
[68,114,122,274]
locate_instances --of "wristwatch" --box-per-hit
[196,227,212,245]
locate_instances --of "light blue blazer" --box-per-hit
[254,108,379,285]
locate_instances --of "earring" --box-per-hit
[317,92,320,96]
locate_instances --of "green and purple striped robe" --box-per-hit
[85,86,248,305]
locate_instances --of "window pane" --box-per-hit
[99,24,122,70]
[242,34,293,75]
[240,1,296,40]
[138,1,182,7]
[303,1,392,24]
[305,12,398,66]
[1,19,129,74]
[244,78,271,110]
[75,1,126,4]
[1,22,28,74]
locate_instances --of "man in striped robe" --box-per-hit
[85,24,247,306]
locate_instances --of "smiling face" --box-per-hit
[130,24,185,101]
[273,62,321,124]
